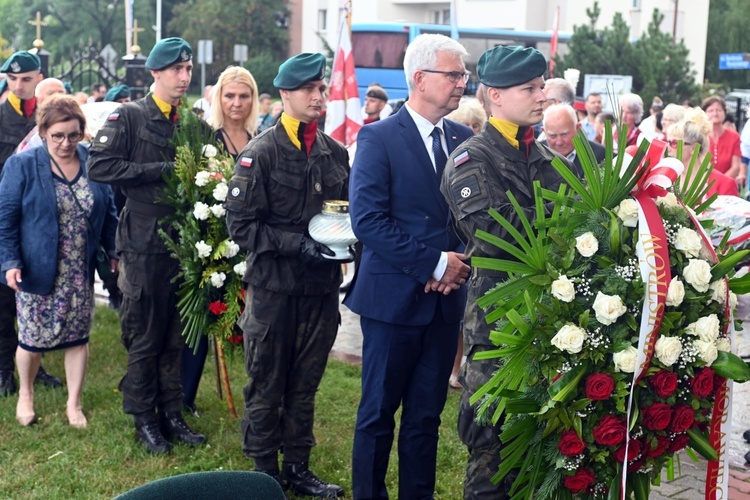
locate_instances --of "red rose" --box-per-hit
[558,429,586,456]
[209,300,228,315]
[646,435,671,458]
[585,373,616,400]
[691,367,715,399]
[563,468,596,494]
[593,415,627,446]
[228,333,243,345]
[628,458,645,473]
[612,439,642,462]
[668,433,690,453]
[641,403,672,431]
[669,405,695,433]
[650,370,678,399]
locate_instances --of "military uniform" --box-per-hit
[441,122,577,499]
[86,95,184,421]
[226,120,348,464]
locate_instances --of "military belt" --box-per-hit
[125,198,175,218]
[472,267,507,279]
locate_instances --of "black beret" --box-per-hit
[145,37,192,70]
[0,51,41,74]
[105,84,131,102]
[366,87,388,102]
[273,53,327,90]
[477,46,547,89]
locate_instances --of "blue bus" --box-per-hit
[351,22,572,100]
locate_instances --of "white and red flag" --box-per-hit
[325,11,362,147]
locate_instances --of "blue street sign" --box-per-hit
[719,53,750,70]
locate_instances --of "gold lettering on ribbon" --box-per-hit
[637,233,669,376]
[707,381,730,499]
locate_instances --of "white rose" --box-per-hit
[210,271,226,288]
[666,278,685,307]
[195,171,211,187]
[699,241,716,263]
[656,192,680,209]
[674,227,703,258]
[729,291,738,311]
[210,204,226,218]
[592,292,627,326]
[213,182,229,202]
[223,240,240,258]
[195,240,212,258]
[709,280,727,304]
[550,324,588,354]
[694,340,718,366]
[685,314,720,343]
[551,275,575,302]
[233,261,247,276]
[612,346,638,373]
[682,259,712,293]
[193,201,210,220]
[716,338,731,352]
[654,336,682,366]
[575,232,599,257]
[202,144,218,158]
[614,198,639,227]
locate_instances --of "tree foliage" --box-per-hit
[704,0,750,88]
[556,2,699,108]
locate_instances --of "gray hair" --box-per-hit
[543,103,577,127]
[619,93,644,117]
[667,107,711,154]
[403,34,468,93]
[662,103,685,124]
[543,78,575,105]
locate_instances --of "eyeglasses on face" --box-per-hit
[49,132,84,144]
[421,69,471,84]
[667,139,694,148]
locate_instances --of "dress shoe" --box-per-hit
[0,370,17,396]
[160,412,207,445]
[744,430,750,444]
[256,470,289,500]
[135,420,173,454]
[35,366,62,388]
[281,462,344,498]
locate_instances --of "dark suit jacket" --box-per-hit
[345,105,473,326]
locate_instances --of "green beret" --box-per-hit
[273,53,326,90]
[477,46,547,89]
[63,82,73,94]
[105,84,131,102]
[0,79,6,95]
[0,51,41,74]
[145,37,192,71]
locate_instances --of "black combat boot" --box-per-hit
[281,461,344,498]
[160,411,207,445]
[744,430,750,443]
[35,365,62,388]
[0,370,16,396]
[135,420,173,454]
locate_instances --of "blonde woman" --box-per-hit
[446,97,487,135]
[209,66,260,159]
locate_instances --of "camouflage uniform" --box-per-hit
[441,122,577,499]
[225,123,348,463]
[86,95,184,421]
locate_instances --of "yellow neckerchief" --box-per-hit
[489,116,520,150]
[7,93,23,116]
[151,94,173,120]
[280,112,302,150]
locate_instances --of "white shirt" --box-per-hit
[740,120,750,161]
[403,102,448,281]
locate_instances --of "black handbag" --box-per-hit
[46,145,114,282]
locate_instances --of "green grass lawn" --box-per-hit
[0,306,466,499]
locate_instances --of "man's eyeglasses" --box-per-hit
[49,132,84,144]
[667,139,694,148]
[421,69,471,84]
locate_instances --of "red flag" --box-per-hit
[549,4,560,77]
[325,14,362,147]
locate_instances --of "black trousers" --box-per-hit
[0,283,17,372]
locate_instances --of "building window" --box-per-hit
[318,9,327,31]
[632,0,640,10]
[432,9,450,25]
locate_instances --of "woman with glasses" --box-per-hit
[666,107,738,198]
[0,94,117,428]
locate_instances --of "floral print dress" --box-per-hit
[17,172,94,351]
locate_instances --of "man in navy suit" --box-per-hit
[542,103,605,172]
[346,34,473,499]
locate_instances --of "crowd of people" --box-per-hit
[0,30,749,500]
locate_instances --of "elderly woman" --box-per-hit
[209,66,260,159]
[618,93,643,148]
[701,96,744,188]
[0,94,117,428]
[446,97,487,135]
[666,107,738,198]
[660,104,686,139]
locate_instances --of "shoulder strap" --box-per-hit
[45,143,97,238]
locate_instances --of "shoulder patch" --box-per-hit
[240,157,253,168]
[107,112,119,121]
[453,150,470,167]
[450,172,483,206]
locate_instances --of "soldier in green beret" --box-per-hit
[104,84,131,103]
[440,45,580,499]
[87,36,206,454]
[226,52,349,498]
[0,51,64,399]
